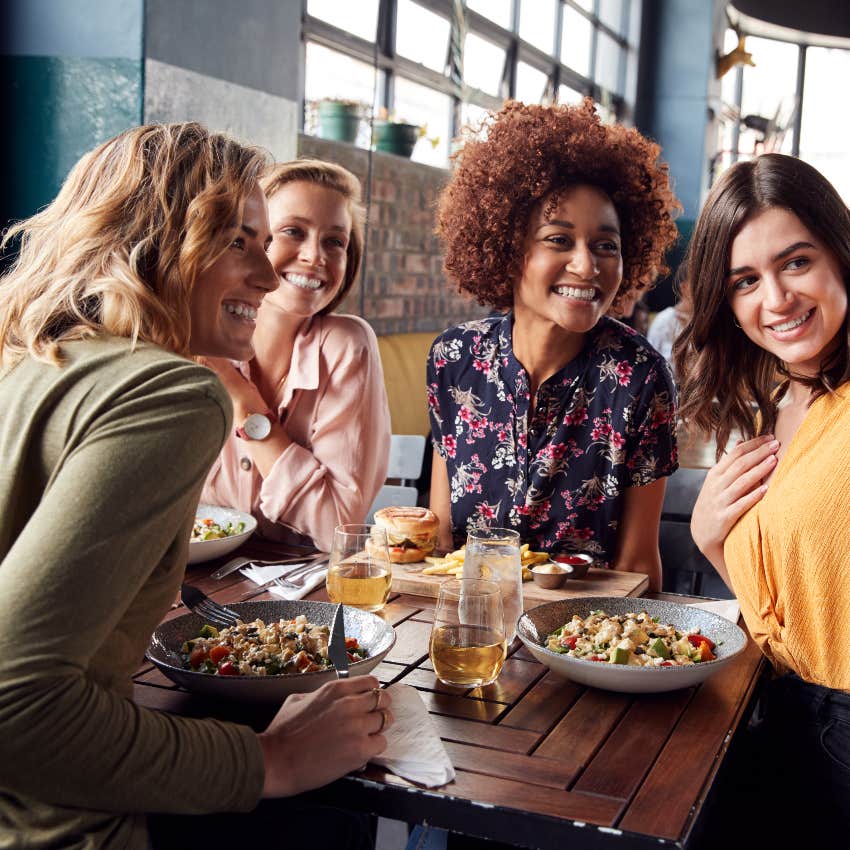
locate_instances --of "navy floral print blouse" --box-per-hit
[427,313,678,566]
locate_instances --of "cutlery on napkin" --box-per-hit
[369,683,455,788]
[240,562,328,601]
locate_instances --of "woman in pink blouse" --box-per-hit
[201,160,390,552]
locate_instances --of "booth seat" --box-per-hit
[375,331,435,437]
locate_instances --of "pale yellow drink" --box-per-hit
[326,561,391,612]
[430,624,507,687]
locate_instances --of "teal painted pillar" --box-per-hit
[1,0,144,228]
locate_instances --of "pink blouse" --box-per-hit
[202,314,391,552]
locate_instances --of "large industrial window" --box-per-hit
[302,0,640,168]
[716,20,850,200]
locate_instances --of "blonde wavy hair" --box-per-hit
[261,159,365,315]
[0,122,269,366]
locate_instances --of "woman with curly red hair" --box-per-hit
[427,100,681,590]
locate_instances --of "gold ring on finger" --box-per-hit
[371,687,382,711]
[376,708,389,733]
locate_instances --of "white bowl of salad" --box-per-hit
[517,596,747,693]
[188,503,257,564]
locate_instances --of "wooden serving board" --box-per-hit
[390,562,649,607]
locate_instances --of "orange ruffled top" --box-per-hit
[724,383,850,692]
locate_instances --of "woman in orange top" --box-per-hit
[675,153,850,841]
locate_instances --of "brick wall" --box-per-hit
[298,134,488,336]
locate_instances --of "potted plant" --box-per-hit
[314,98,364,144]
[372,108,438,158]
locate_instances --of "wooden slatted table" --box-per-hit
[135,551,763,849]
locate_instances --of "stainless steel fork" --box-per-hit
[273,558,330,589]
[180,583,240,628]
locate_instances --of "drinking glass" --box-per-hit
[464,527,523,644]
[429,578,506,688]
[326,524,392,612]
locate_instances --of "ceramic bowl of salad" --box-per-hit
[146,599,396,701]
[516,596,747,693]
[188,504,257,564]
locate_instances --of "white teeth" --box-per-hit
[286,273,323,291]
[555,285,595,301]
[223,302,257,319]
[770,310,811,333]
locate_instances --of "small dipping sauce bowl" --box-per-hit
[530,562,569,590]
[550,551,594,579]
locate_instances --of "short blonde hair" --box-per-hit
[0,122,269,366]
[261,159,365,315]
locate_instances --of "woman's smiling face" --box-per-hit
[727,206,848,377]
[513,184,623,334]
[263,180,353,318]
[188,184,276,359]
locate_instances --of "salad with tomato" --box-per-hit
[546,609,717,666]
[182,614,367,676]
[191,517,246,542]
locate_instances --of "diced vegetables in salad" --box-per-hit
[191,517,246,542]
[182,615,367,676]
[546,609,717,667]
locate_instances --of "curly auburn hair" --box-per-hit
[437,99,681,310]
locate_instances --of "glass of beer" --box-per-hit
[429,578,507,688]
[464,527,523,644]
[326,524,392,612]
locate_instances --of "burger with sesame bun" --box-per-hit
[372,506,440,563]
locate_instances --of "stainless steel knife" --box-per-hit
[328,603,349,679]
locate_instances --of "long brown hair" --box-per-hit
[674,154,850,455]
[261,159,365,316]
[0,123,269,366]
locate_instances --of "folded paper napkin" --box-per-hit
[371,683,455,788]
[690,598,740,623]
[240,563,328,602]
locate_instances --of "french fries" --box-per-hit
[422,543,548,582]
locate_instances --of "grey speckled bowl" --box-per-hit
[517,596,747,693]
[146,600,395,702]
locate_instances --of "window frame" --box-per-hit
[301,0,636,162]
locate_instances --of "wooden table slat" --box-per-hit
[429,714,541,754]
[447,769,624,826]
[443,741,575,789]
[413,656,545,704]
[533,688,632,773]
[574,687,694,800]
[499,670,585,733]
[618,637,764,838]
[419,690,505,722]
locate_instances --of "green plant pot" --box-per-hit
[374,121,419,158]
[317,101,360,143]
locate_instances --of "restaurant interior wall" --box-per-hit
[0,0,144,230]
[633,0,726,310]
[299,133,486,336]
[143,0,299,162]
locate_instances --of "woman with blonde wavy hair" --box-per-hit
[201,158,390,552]
[0,124,391,850]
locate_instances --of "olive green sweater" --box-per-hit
[0,338,264,850]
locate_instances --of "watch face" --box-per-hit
[244,413,272,440]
